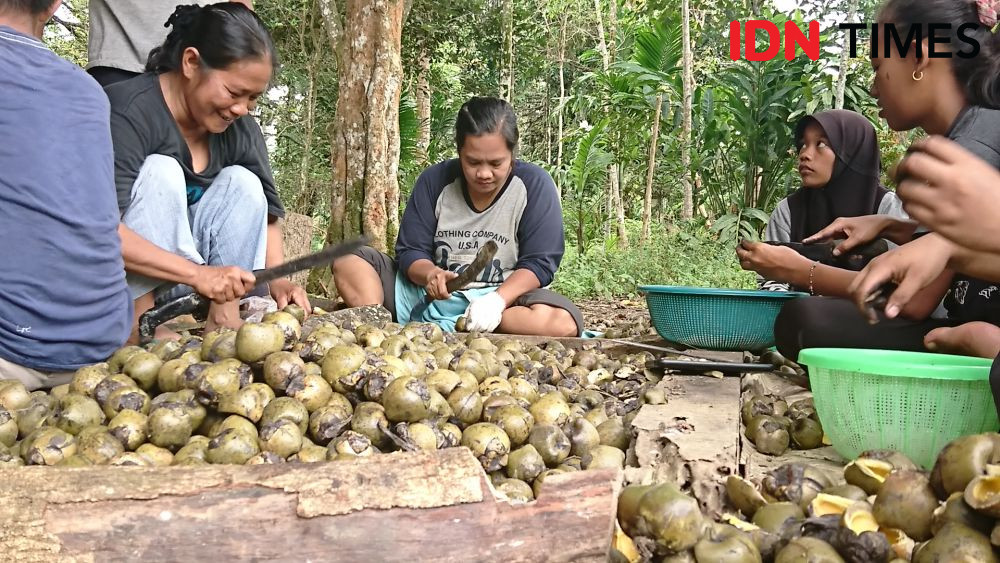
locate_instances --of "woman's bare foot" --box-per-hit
[153,324,182,341]
[204,300,244,332]
[924,321,1000,358]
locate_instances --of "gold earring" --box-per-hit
[912,70,924,81]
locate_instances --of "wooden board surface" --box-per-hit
[628,374,741,518]
[0,449,620,563]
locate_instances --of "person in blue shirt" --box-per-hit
[332,97,582,337]
[0,0,132,389]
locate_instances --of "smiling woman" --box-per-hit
[104,2,310,344]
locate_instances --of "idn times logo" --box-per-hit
[729,21,987,61]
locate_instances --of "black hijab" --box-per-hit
[787,110,890,242]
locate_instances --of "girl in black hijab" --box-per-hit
[738,110,908,293]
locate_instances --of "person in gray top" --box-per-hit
[86,0,251,88]
[332,97,582,337]
[738,110,908,294]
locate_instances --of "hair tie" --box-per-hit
[977,0,999,28]
[164,4,202,30]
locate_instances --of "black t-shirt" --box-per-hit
[942,106,1000,322]
[105,72,284,218]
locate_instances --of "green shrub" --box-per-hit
[552,221,755,300]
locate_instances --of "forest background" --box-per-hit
[47,0,912,301]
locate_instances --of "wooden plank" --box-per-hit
[628,374,741,519]
[0,448,620,562]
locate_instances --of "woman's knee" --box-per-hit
[216,166,266,212]
[132,155,186,203]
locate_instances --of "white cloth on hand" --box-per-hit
[464,291,506,333]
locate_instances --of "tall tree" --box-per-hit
[500,0,515,100]
[834,0,859,109]
[321,0,406,252]
[680,0,694,219]
[593,0,628,247]
[415,48,432,166]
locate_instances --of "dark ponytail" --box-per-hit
[879,0,1000,109]
[145,2,278,74]
[455,97,519,152]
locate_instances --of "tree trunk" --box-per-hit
[834,0,859,109]
[556,12,568,198]
[326,0,405,252]
[500,0,514,100]
[416,48,431,167]
[680,0,694,220]
[640,94,663,244]
[593,0,627,247]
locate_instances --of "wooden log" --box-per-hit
[0,448,620,562]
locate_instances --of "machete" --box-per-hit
[137,235,369,344]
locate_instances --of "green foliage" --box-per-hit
[552,222,755,300]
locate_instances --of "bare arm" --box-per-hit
[495,269,541,305]
[118,223,200,285]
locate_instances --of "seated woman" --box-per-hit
[740,109,907,293]
[851,136,1000,359]
[332,97,582,337]
[106,3,308,342]
[766,0,1000,361]
[0,0,132,389]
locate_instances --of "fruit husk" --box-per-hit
[235,323,286,364]
[0,407,18,448]
[791,417,824,450]
[328,430,375,458]
[582,444,625,470]
[308,404,352,445]
[506,444,546,482]
[217,383,274,422]
[461,422,511,472]
[489,404,534,447]
[289,444,327,463]
[529,392,571,427]
[25,427,77,465]
[726,475,769,519]
[350,402,392,451]
[528,423,571,467]
[76,426,125,464]
[751,502,804,535]
[636,482,707,555]
[71,364,111,398]
[931,433,998,500]
[382,376,432,423]
[495,478,534,503]
[206,428,260,464]
[147,403,194,452]
[844,458,893,496]
[108,346,144,374]
[263,351,307,393]
[912,522,998,563]
[692,523,762,563]
[258,419,304,458]
[746,415,789,456]
[123,351,163,391]
[260,397,310,434]
[820,484,869,502]
[762,463,831,511]
[93,374,137,407]
[107,410,148,451]
[285,373,334,413]
[447,387,483,427]
[774,537,843,563]
[55,393,106,435]
[872,470,938,541]
[597,417,629,451]
[931,491,993,535]
[102,386,151,419]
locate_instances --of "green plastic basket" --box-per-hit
[639,285,807,351]
[798,348,999,469]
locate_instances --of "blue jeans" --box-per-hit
[122,155,268,301]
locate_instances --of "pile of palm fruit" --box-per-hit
[613,433,1000,562]
[0,305,663,502]
[742,393,826,456]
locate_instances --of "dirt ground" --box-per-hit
[575,297,657,338]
